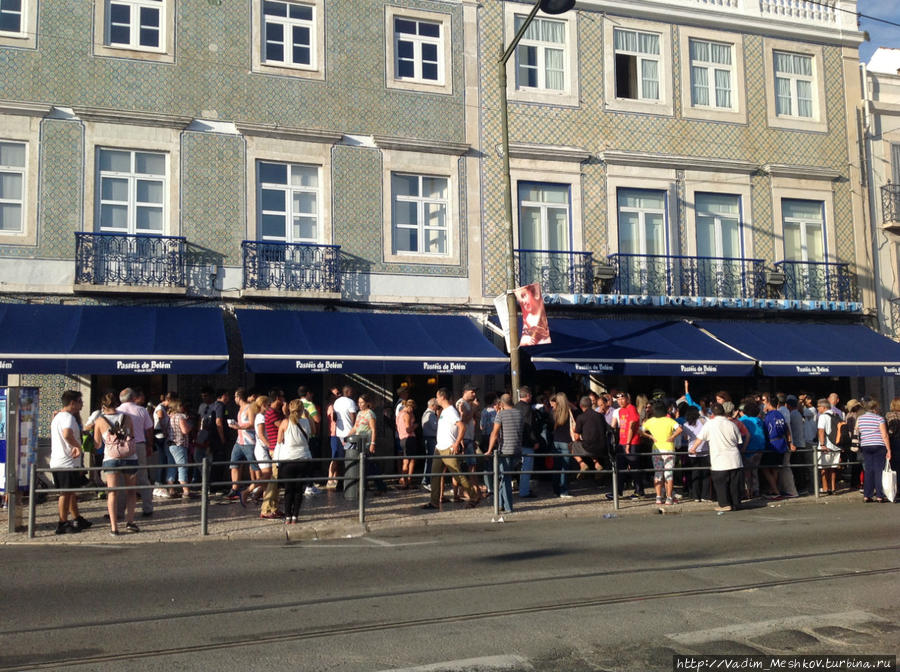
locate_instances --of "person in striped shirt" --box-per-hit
[856,398,892,503]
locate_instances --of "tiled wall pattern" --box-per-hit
[0,0,469,277]
[0,119,83,258]
[479,4,856,294]
[180,132,246,266]
[0,0,466,140]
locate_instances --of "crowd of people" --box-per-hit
[46,379,899,535]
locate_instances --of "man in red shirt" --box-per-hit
[612,391,645,498]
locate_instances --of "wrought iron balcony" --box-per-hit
[774,260,856,302]
[242,240,341,293]
[75,232,186,289]
[607,253,767,299]
[513,249,594,294]
[881,183,900,227]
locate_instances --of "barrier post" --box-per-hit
[493,450,500,518]
[27,463,36,539]
[612,458,620,511]
[200,457,209,537]
[812,447,820,499]
[358,450,366,525]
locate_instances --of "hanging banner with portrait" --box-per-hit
[515,283,551,346]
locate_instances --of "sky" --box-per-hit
[858,0,900,62]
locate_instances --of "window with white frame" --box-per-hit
[106,0,163,50]
[695,193,741,258]
[391,173,448,256]
[614,28,660,101]
[689,39,733,109]
[393,16,442,83]
[257,161,320,242]
[515,15,566,91]
[96,148,166,234]
[617,188,666,255]
[0,0,22,34]
[782,199,825,261]
[0,141,25,233]
[518,183,570,251]
[774,51,814,118]
[263,0,315,68]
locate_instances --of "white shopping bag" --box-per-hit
[882,463,897,503]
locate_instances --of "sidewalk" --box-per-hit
[0,480,863,546]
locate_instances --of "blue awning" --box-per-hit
[695,320,900,377]
[527,318,756,376]
[236,309,508,375]
[0,304,228,374]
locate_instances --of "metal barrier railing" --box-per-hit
[23,444,863,538]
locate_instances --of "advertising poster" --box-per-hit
[515,283,551,346]
[0,387,39,493]
[17,388,39,489]
[0,388,6,492]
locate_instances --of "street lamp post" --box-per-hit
[498,0,576,401]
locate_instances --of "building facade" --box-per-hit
[0,0,885,431]
[864,47,900,401]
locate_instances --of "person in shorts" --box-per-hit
[50,390,90,535]
[95,392,140,535]
[642,401,683,505]
[816,398,842,495]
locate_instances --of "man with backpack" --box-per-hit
[816,398,843,495]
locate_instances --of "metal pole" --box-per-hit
[612,459,620,511]
[358,450,366,525]
[493,449,500,517]
[812,448,820,499]
[200,456,209,537]
[27,462,36,539]
[499,58,522,401]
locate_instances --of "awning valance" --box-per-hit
[527,318,756,377]
[695,320,900,377]
[0,304,229,374]
[236,309,508,375]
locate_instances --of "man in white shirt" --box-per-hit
[692,403,744,512]
[332,385,357,445]
[50,390,88,534]
[117,387,155,517]
[816,398,842,495]
[423,388,481,511]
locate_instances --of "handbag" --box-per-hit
[882,462,897,503]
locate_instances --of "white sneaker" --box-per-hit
[304,485,320,496]
[422,483,432,492]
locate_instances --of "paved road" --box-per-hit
[2,500,898,671]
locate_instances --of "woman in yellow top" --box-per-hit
[641,401,683,506]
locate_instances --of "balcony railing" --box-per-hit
[514,249,594,294]
[774,260,855,302]
[242,240,341,293]
[881,183,900,225]
[75,232,186,288]
[607,253,767,299]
